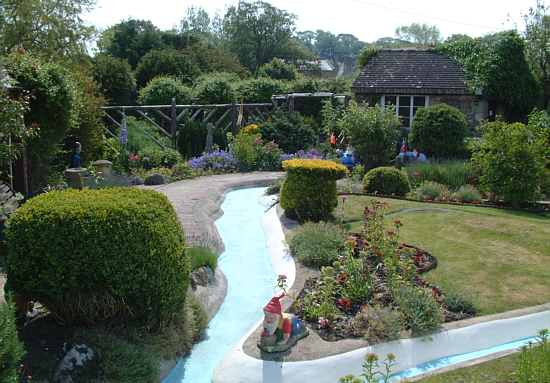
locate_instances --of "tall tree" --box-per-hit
[395,23,442,46]
[223,1,297,72]
[0,0,95,57]
[98,19,164,68]
[524,0,550,107]
[180,6,211,35]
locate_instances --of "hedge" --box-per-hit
[6,188,189,328]
[280,159,348,222]
[363,167,410,196]
[0,300,24,383]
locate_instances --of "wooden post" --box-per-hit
[230,102,237,135]
[170,98,177,149]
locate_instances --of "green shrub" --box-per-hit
[172,162,194,180]
[135,49,200,87]
[193,73,237,104]
[517,330,550,383]
[404,161,476,190]
[339,102,401,168]
[351,165,366,183]
[0,300,24,383]
[289,77,321,93]
[258,58,297,81]
[280,159,348,222]
[409,103,469,159]
[230,131,282,171]
[6,51,77,192]
[260,110,317,153]
[541,169,550,199]
[188,247,218,271]
[444,290,477,316]
[413,181,450,201]
[6,188,189,328]
[471,121,547,206]
[393,285,443,336]
[138,146,182,169]
[126,117,172,154]
[288,222,345,268]
[138,76,193,106]
[363,167,410,196]
[236,78,288,103]
[351,305,401,343]
[451,185,482,203]
[177,117,225,159]
[92,54,136,105]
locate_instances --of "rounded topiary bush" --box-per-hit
[409,103,469,159]
[280,159,348,222]
[363,167,410,196]
[138,76,193,106]
[6,188,189,328]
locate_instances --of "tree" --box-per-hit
[395,23,442,46]
[223,1,297,72]
[180,6,212,35]
[135,49,200,87]
[524,0,550,107]
[92,54,136,105]
[258,58,297,80]
[99,19,164,68]
[0,0,95,57]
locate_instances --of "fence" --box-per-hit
[101,99,274,150]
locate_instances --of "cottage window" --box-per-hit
[381,95,428,128]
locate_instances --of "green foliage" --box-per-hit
[0,88,30,171]
[357,47,379,69]
[5,51,77,192]
[517,329,550,383]
[99,19,165,68]
[471,121,547,206]
[92,54,137,105]
[126,117,171,154]
[404,160,477,190]
[229,131,282,171]
[363,167,410,196]
[177,118,225,159]
[339,353,396,383]
[351,305,401,343]
[188,247,218,271]
[288,77,321,93]
[223,1,300,72]
[412,181,450,202]
[135,49,201,87]
[138,76,193,106]
[0,0,95,58]
[351,165,366,182]
[260,110,317,153]
[258,58,297,80]
[138,146,182,169]
[6,188,189,328]
[393,285,443,335]
[193,73,237,104]
[395,23,442,46]
[451,185,482,203]
[288,222,345,267]
[300,266,340,321]
[182,42,249,77]
[280,159,348,222]
[439,31,541,120]
[444,290,477,316]
[236,77,288,102]
[409,103,468,159]
[0,300,25,383]
[339,102,401,168]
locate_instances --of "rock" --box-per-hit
[144,173,166,186]
[53,343,96,383]
[129,175,144,186]
[190,266,214,288]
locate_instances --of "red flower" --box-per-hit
[337,297,352,311]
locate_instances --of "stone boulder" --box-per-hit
[53,343,97,383]
[144,173,167,186]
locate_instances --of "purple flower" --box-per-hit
[188,150,238,172]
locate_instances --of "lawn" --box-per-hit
[411,353,519,383]
[339,196,550,315]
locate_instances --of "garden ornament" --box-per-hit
[258,293,308,353]
[70,142,82,169]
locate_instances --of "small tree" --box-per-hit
[92,54,136,105]
[409,103,468,159]
[135,49,201,87]
[193,73,237,104]
[339,102,400,168]
[138,76,193,106]
[258,58,297,81]
[471,120,547,207]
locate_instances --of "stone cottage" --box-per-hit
[352,49,489,128]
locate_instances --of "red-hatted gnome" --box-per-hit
[259,294,308,352]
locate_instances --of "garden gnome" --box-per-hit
[258,294,308,352]
[70,142,82,169]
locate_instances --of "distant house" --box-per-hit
[352,49,489,128]
[297,59,338,79]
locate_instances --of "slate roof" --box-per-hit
[352,49,471,95]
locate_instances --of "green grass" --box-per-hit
[404,160,476,191]
[188,247,218,271]
[340,196,550,315]
[412,353,519,383]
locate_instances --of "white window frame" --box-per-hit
[380,95,430,128]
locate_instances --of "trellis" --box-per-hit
[101,100,274,149]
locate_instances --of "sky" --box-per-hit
[84,0,540,42]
